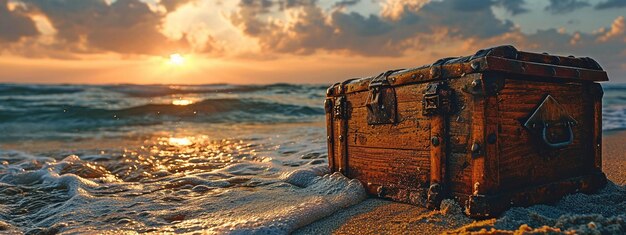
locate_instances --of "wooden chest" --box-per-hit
[324,45,608,217]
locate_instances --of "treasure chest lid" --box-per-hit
[327,45,608,96]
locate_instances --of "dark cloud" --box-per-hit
[241,0,273,11]
[0,0,39,42]
[595,0,626,9]
[160,0,195,12]
[18,0,190,55]
[279,0,317,9]
[231,0,514,56]
[333,0,360,8]
[230,0,276,36]
[544,0,590,14]
[419,0,514,38]
[494,0,530,15]
[451,0,493,11]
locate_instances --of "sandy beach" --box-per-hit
[296,131,626,234]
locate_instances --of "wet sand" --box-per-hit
[296,131,626,234]
[602,130,626,185]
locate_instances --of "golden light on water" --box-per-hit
[168,137,193,146]
[172,99,193,106]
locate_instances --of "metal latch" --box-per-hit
[366,70,401,125]
[423,82,452,116]
[334,96,347,119]
[523,95,577,148]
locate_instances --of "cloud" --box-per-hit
[1,0,624,82]
[380,0,430,20]
[333,0,360,8]
[596,16,624,42]
[494,0,529,15]
[595,0,626,9]
[231,0,514,56]
[279,0,318,9]
[509,16,626,78]
[3,0,195,56]
[0,0,39,42]
[544,0,590,14]
[160,0,196,12]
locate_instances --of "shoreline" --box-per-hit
[296,130,626,234]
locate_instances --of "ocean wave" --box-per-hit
[0,83,328,97]
[0,98,324,124]
[0,84,85,96]
[101,83,330,98]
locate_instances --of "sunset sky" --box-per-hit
[1,0,625,84]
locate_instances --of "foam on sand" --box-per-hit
[209,172,366,234]
[0,150,367,234]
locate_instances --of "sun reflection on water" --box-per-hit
[172,99,193,106]
[168,137,193,146]
[110,134,266,182]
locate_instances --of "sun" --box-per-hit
[169,53,185,66]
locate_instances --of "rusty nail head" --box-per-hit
[471,143,481,153]
[431,67,439,77]
[471,61,480,71]
[431,136,440,146]
[471,79,482,89]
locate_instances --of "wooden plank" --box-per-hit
[430,113,445,185]
[446,76,476,195]
[346,84,429,109]
[347,146,430,188]
[484,57,608,82]
[471,87,486,196]
[345,95,431,150]
[325,98,336,172]
[592,84,603,170]
[484,94,500,194]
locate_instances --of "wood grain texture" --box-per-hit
[496,79,596,190]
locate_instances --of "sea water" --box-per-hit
[0,83,624,234]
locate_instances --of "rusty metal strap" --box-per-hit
[369,69,403,88]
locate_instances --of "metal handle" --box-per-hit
[541,123,574,148]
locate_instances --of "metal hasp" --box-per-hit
[524,95,577,148]
[366,70,400,125]
[334,96,347,120]
[423,82,453,116]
